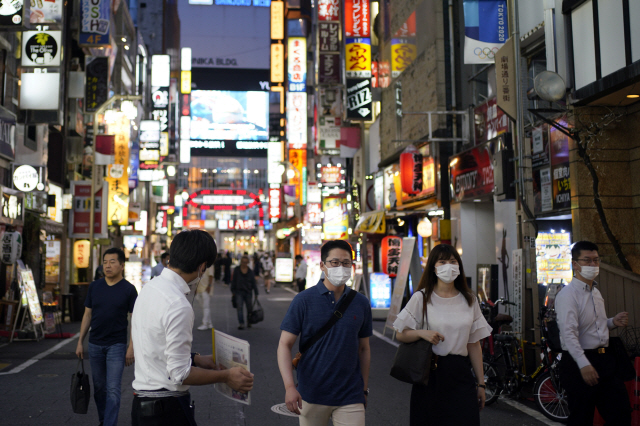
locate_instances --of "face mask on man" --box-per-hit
[578,265,599,280]
[435,264,460,284]
[187,268,204,303]
[324,265,352,287]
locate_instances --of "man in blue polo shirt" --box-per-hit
[277,240,372,426]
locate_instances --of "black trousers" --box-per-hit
[559,350,631,426]
[131,394,197,426]
[297,278,306,293]
[410,355,479,426]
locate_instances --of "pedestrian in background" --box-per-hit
[196,265,215,330]
[76,247,137,426]
[131,230,253,426]
[223,252,232,285]
[231,255,259,330]
[295,254,307,293]
[278,240,372,426]
[555,241,631,426]
[393,243,491,426]
[261,252,274,294]
[151,252,169,278]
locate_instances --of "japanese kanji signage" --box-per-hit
[286,92,307,149]
[271,43,285,83]
[270,1,284,40]
[345,38,371,78]
[319,22,340,52]
[269,187,281,221]
[495,37,516,120]
[288,37,306,92]
[449,140,495,202]
[391,38,417,78]
[552,164,570,210]
[69,181,108,239]
[306,202,322,225]
[381,236,402,278]
[289,148,307,202]
[85,57,109,113]
[345,0,369,37]
[319,53,340,84]
[318,0,340,21]
[80,0,111,47]
[106,115,130,226]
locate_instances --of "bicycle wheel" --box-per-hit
[534,371,569,423]
[480,361,500,405]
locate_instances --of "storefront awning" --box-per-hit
[355,211,386,234]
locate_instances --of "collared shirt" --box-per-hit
[151,263,165,278]
[295,260,307,280]
[555,277,616,369]
[280,280,373,406]
[132,268,194,392]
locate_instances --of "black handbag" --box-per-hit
[70,359,91,414]
[390,291,437,386]
[610,336,636,382]
[249,298,264,324]
[231,294,237,309]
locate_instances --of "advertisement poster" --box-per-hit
[214,330,251,405]
[549,122,570,166]
[391,39,417,78]
[275,257,294,282]
[70,181,108,238]
[449,140,495,202]
[344,0,369,37]
[536,231,572,285]
[463,0,508,64]
[30,0,62,24]
[190,90,269,141]
[21,270,43,325]
[80,0,111,46]
[345,38,371,78]
[370,272,391,308]
[322,197,348,240]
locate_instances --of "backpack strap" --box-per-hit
[300,288,358,354]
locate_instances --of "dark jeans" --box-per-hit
[410,355,479,426]
[297,278,306,293]
[131,394,196,426]
[560,350,631,426]
[88,342,126,426]
[235,292,253,325]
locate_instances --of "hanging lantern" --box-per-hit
[399,146,423,195]
[381,236,402,278]
[74,240,91,269]
[417,219,433,238]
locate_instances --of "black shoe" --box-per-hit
[247,324,252,328]
[238,325,245,330]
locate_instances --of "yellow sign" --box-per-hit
[323,197,349,240]
[74,240,91,268]
[289,149,306,202]
[181,70,191,94]
[270,1,284,40]
[271,44,284,83]
[106,114,130,226]
[391,39,417,78]
[345,38,371,78]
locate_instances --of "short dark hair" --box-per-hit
[169,230,217,273]
[295,254,303,260]
[320,240,353,262]
[103,248,125,264]
[572,241,599,260]
[161,252,170,260]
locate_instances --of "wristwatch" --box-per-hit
[477,384,486,389]
[363,388,370,396]
[191,352,200,366]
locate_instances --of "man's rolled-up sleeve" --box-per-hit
[163,300,195,385]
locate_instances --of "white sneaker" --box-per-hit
[197,324,212,331]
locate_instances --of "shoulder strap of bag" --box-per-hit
[300,288,358,354]
[422,291,429,330]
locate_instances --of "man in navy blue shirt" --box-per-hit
[278,240,372,426]
[76,248,137,426]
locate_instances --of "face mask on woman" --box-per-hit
[324,265,352,286]
[435,264,460,284]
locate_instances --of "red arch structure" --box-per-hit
[183,189,265,224]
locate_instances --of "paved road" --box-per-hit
[0,281,560,425]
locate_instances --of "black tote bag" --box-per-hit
[390,292,436,386]
[70,359,91,414]
[249,298,264,324]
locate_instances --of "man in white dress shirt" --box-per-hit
[555,241,631,426]
[295,254,308,292]
[131,230,254,426]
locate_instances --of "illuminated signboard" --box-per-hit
[268,141,283,184]
[345,38,371,78]
[218,219,257,230]
[202,195,244,205]
[306,202,322,224]
[270,1,284,40]
[286,92,307,149]
[269,187,281,221]
[289,149,307,202]
[321,166,341,184]
[287,37,306,92]
[318,0,340,21]
[270,44,285,83]
[183,189,264,223]
[370,272,391,308]
[345,0,370,37]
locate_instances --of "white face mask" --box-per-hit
[324,266,352,287]
[435,264,460,283]
[578,265,599,281]
[187,269,203,302]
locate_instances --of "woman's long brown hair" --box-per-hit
[416,244,475,306]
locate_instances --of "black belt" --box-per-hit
[563,347,608,356]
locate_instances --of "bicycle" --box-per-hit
[479,305,569,423]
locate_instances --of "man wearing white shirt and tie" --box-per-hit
[555,241,631,426]
[131,230,254,426]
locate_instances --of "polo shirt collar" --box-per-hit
[316,279,351,296]
[161,268,191,295]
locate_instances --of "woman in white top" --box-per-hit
[393,244,492,426]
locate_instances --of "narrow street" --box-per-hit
[0,281,560,426]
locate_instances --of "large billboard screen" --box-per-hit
[190,90,269,141]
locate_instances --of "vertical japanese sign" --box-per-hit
[287,37,306,92]
[345,38,371,78]
[288,149,307,202]
[271,44,285,83]
[106,115,130,226]
[268,141,283,184]
[391,39,417,78]
[85,57,109,113]
[318,22,341,84]
[319,54,340,84]
[80,0,111,47]
[345,0,370,37]
[550,121,570,210]
[318,0,340,21]
[495,37,516,120]
[319,22,340,52]
[463,0,508,64]
[269,187,281,221]
[286,92,307,149]
[69,181,108,239]
[270,1,284,40]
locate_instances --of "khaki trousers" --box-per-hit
[299,400,365,426]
